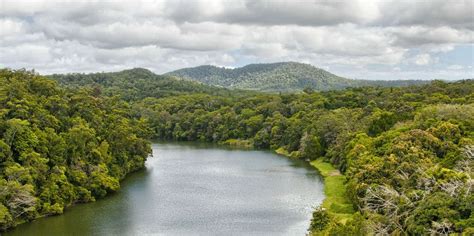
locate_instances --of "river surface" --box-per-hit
[6,142,325,236]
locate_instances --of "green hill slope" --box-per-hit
[165,62,429,92]
[49,68,255,101]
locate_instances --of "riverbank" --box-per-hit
[2,164,147,233]
[271,145,355,226]
[222,141,356,225]
[6,142,325,235]
[218,139,253,148]
[309,159,355,223]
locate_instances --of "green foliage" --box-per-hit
[310,207,332,232]
[41,202,63,216]
[310,212,367,236]
[406,192,460,234]
[2,67,473,234]
[49,68,256,101]
[220,139,253,148]
[127,78,473,234]
[299,132,323,160]
[367,110,397,136]
[0,203,13,231]
[0,69,151,231]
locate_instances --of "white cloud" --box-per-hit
[447,64,464,70]
[390,26,473,48]
[414,54,435,66]
[0,18,28,37]
[163,0,381,26]
[375,0,474,30]
[0,0,472,80]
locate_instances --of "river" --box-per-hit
[5,142,325,236]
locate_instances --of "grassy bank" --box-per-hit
[310,159,355,224]
[223,141,356,227]
[219,139,253,148]
[272,145,355,224]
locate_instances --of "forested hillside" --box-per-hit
[49,68,256,101]
[132,80,474,234]
[2,68,473,235]
[49,63,430,95]
[0,69,151,230]
[166,62,429,92]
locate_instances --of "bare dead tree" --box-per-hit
[8,187,36,218]
[1,183,37,219]
[439,179,465,197]
[361,146,474,235]
[362,185,412,234]
[396,168,411,181]
[464,145,474,159]
[428,219,453,236]
[451,146,474,196]
[415,167,436,196]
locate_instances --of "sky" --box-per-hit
[0,0,473,80]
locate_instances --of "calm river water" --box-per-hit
[6,142,325,236]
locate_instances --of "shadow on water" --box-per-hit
[5,167,153,236]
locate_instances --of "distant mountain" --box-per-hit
[165,62,429,92]
[48,68,255,101]
[50,63,431,97]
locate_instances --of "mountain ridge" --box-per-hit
[49,62,433,95]
[165,62,429,92]
[48,67,256,101]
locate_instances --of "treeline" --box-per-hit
[133,80,474,234]
[2,68,473,234]
[0,69,151,230]
[49,68,257,101]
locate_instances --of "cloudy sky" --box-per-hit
[1,0,473,80]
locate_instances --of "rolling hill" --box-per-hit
[49,62,431,97]
[165,62,429,92]
[48,68,256,101]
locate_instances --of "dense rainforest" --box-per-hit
[48,68,257,101]
[1,68,473,235]
[131,80,474,234]
[0,69,151,230]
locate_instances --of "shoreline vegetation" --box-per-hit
[259,144,356,234]
[218,139,253,148]
[2,69,473,234]
[4,165,147,232]
[0,69,151,231]
[309,159,354,223]
[6,139,327,234]
[166,139,357,234]
[4,138,357,235]
[219,139,356,233]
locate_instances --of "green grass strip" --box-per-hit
[310,159,355,223]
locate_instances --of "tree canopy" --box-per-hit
[1,68,473,234]
[0,69,151,230]
[132,79,473,234]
